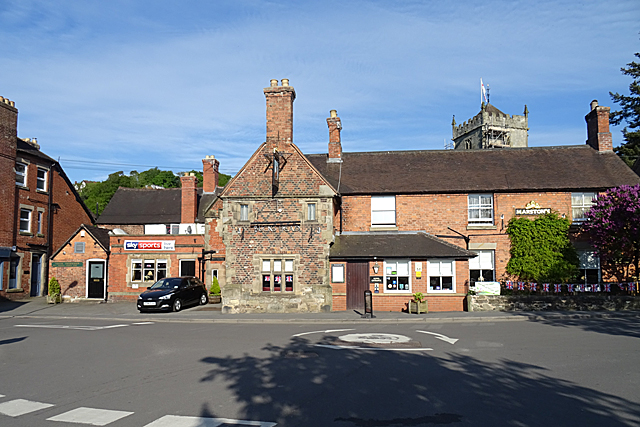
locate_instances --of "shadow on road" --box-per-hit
[520,312,640,339]
[198,335,640,426]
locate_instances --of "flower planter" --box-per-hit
[408,300,428,314]
[47,294,62,304]
[208,295,221,304]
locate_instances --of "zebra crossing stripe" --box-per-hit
[143,414,277,427]
[47,407,134,425]
[0,398,54,417]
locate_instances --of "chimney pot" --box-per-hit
[282,79,289,87]
[330,109,337,118]
[591,100,598,111]
[270,79,278,87]
[585,100,612,152]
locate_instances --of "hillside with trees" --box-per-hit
[77,167,231,216]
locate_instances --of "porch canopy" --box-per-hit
[329,232,477,260]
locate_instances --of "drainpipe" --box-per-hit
[44,161,55,295]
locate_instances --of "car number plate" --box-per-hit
[143,301,156,306]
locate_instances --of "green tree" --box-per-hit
[138,167,180,188]
[610,52,640,167]
[80,171,134,216]
[506,213,579,283]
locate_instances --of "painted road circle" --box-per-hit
[339,333,412,344]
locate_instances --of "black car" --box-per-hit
[137,277,208,312]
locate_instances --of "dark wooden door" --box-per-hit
[30,254,41,296]
[88,261,105,299]
[346,262,369,310]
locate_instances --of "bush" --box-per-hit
[210,276,221,295]
[48,277,61,295]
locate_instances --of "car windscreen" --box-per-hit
[149,278,182,290]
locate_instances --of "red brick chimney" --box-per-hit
[585,100,612,152]
[202,155,219,193]
[0,96,18,248]
[264,79,295,149]
[327,109,342,162]
[180,173,198,223]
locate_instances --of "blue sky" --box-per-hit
[1,0,638,182]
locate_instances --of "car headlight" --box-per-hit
[138,295,143,299]
[159,294,173,300]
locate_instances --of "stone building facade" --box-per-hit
[452,103,529,149]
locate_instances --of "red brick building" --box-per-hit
[0,95,93,299]
[204,82,640,313]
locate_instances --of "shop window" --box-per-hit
[576,250,600,285]
[157,260,167,280]
[384,259,411,292]
[371,196,396,227]
[468,194,493,224]
[572,192,596,221]
[428,259,455,292]
[165,224,180,235]
[144,260,156,282]
[36,168,47,191]
[240,204,249,221]
[74,242,85,254]
[15,162,27,186]
[262,258,294,292]
[469,250,495,285]
[132,260,142,281]
[307,203,316,221]
[19,208,31,233]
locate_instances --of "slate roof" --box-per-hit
[306,145,640,195]
[330,232,476,259]
[16,138,55,162]
[51,224,111,259]
[96,187,220,225]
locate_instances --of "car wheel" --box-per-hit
[200,293,208,305]
[172,299,182,312]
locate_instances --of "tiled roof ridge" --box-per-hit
[307,144,593,157]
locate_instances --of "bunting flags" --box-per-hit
[517,282,525,291]
[501,281,636,293]
[506,281,513,290]
[604,284,611,292]
[530,283,537,292]
[567,284,574,293]
[554,284,562,293]
[543,283,550,292]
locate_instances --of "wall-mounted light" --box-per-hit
[373,261,379,274]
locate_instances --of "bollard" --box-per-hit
[361,289,376,318]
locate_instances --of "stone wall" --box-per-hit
[469,295,640,312]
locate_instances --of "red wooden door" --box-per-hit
[346,262,369,310]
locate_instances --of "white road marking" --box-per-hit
[143,414,277,427]
[416,330,459,345]
[339,333,411,344]
[315,344,432,352]
[0,398,54,417]
[0,394,4,398]
[47,407,133,425]
[132,322,154,325]
[292,328,354,337]
[15,324,128,331]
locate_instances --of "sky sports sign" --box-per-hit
[124,240,175,251]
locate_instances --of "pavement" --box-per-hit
[1,296,639,324]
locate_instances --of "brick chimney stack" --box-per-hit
[264,79,295,149]
[327,109,342,162]
[202,155,219,193]
[180,173,198,223]
[0,96,18,249]
[585,100,612,152]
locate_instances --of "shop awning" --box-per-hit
[330,232,477,260]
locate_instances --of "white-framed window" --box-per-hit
[37,211,43,234]
[469,250,494,285]
[240,204,249,221]
[36,167,47,191]
[572,192,596,221]
[468,194,493,224]
[428,259,455,292]
[0,261,4,290]
[19,208,31,233]
[212,269,218,279]
[371,195,396,227]
[74,242,85,254]
[384,259,411,293]
[577,250,600,285]
[131,259,167,283]
[165,224,180,235]
[307,203,316,221]
[261,258,294,292]
[15,162,27,186]
[179,259,196,277]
